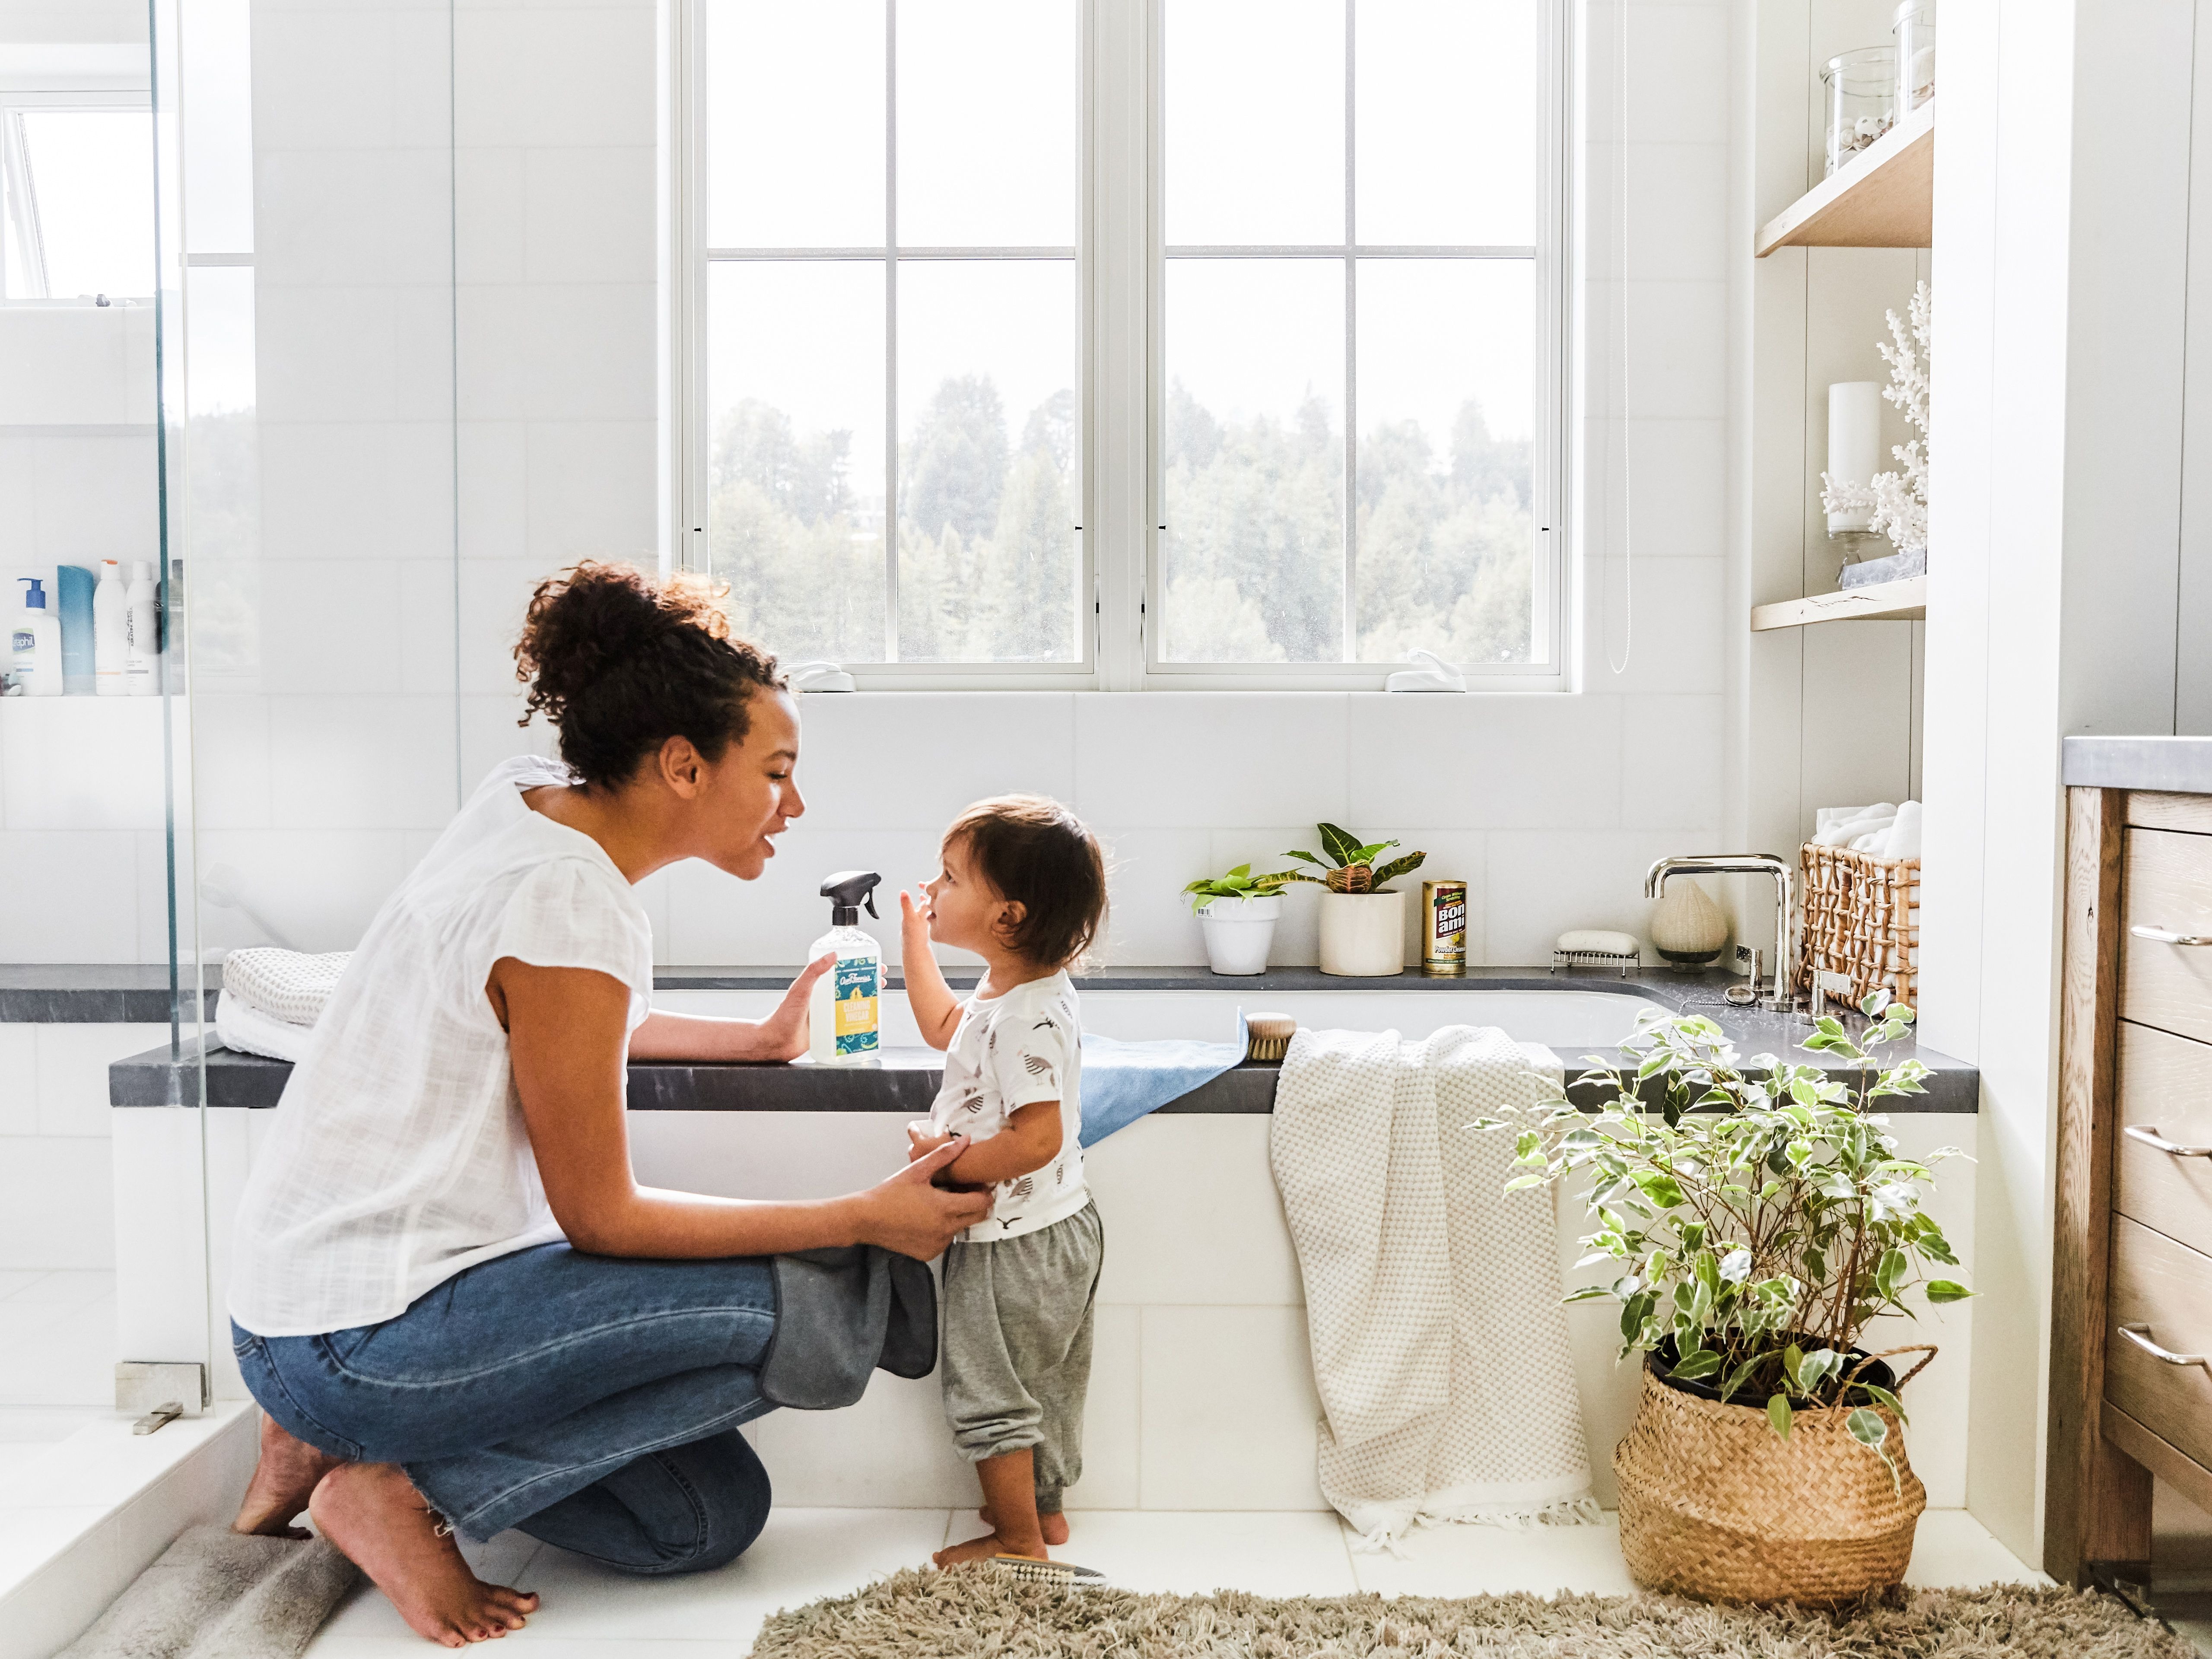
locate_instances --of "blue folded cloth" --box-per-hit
[1078,1025,1246,1147]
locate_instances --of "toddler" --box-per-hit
[901,795,1107,1567]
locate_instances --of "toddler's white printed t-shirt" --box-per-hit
[927,970,1087,1243]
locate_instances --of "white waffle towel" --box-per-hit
[222,948,353,1025]
[1270,1023,1596,1547]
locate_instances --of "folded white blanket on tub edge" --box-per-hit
[1270,1023,1596,1547]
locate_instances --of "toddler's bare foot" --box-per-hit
[979,1506,1068,1546]
[309,1462,538,1646]
[234,1413,345,1539]
[935,1529,1047,1567]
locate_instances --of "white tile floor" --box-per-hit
[0,1271,117,1407]
[299,1506,2044,1658]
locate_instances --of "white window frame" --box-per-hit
[0,90,154,305]
[670,0,1571,692]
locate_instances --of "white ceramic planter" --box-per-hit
[1197,895,1281,975]
[1319,890,1405,976]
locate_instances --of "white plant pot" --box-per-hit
[1319,890,1406,976]
[1197,895,1281,976]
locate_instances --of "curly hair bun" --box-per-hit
[513,560,786,789]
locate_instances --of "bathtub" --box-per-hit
[651,985,1673,1049]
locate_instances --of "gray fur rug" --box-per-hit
[752,1568,2193,1658]
[57,1526,358,1659]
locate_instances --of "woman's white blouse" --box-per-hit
[228,755,653,1337]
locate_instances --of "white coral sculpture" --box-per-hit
[1820,280,1930,559]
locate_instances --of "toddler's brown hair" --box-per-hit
[945,795,1108,970]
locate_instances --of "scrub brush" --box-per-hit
[1244,1012,1297,1062]
[990,1555,1107,1587]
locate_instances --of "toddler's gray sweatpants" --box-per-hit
[939,1201,1103,1516]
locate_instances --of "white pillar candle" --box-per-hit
[1827,381,1881,533]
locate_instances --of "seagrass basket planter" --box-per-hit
[1614,1359,1927,1606]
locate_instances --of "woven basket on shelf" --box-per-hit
[1797,842,1919,1007]
[1614,1362,1927,1606]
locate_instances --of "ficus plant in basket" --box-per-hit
[1477,992,1971,1491]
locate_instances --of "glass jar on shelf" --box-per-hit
[1894,0,1936,113]
[1821,47,1896,177]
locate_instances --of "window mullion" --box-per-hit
[883,0,899,665]
[1342,0,1356,665]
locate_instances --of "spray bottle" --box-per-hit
[807,870,884,1064]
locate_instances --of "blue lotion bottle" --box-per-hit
[10,578,62,696]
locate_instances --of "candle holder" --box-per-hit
[1821,48,1896,177]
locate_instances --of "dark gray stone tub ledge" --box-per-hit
[107,964,1978,1113]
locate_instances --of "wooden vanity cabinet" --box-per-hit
[2050,788,2212,1586]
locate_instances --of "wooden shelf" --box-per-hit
[1755,99,1934,257]
[1750,574,1926,631]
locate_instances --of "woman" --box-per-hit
[224,563,991,1647]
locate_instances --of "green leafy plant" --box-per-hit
[1475,991,1971,1487]
[1281,823,1427,894]
[1182,863,1294,912]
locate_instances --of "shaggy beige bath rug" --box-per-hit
[750,1568,2193,1659]
[56,1525,358,1659]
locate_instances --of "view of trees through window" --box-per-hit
[698,0,1547,672]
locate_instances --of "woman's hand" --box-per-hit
[628,954,833,1065]
[855,1139,992,1259]
[906,1119,955,1163]
[754,953,834,1060]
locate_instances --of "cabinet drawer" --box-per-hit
[2117,1021,2212,1257]
[2121,828,2212,1043]
[2107,1215,2212,1476]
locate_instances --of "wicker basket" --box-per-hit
[1797,842,1919,1007]
[1614,1362,1926,1606]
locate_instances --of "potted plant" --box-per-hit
[1282,824,1424,977]
[1478,993,1970,1606]
[1181,864,1293,976]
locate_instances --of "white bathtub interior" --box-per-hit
[652,986,1675,1050]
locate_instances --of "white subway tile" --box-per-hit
[0,830,139,963]
[661,829,944,966]
[1584,2,1731,146]
[254,148,453,289]
[28,435,159,563]
[256,420,456,563]
[35,1026,168,1140]
[457,559,546,696]
[187,695,273,831]
[1582,419,1727,557]
[0,1027,36,1136]
[524,146,657,284]
[455,283,656,423]
[749,1371,973,1508]
[267,695,459,831]
[454,147,526,286]
[0,1142,114,1271]
[1620,695,1727,830]
[254,285,454,426]
[1579,557,1727,697]
[790,693,1077,832]
[256,560,404,694]
[1093,828,1211,967]
[458,692,556,799]
[1137,1305,1326,1510]
[1204,828,1325,965]
[1585,143,1730,283]
[189,829,410,953]
[1347,694,1622,831]
[1089,1117,1301,1306]
[524,421,657,563]
[1583,281,1728,421]
[1385,829,1487,963]
[456,422,530,561]
[253,7,451,150]
[1073,694,1348,830]
[1482,830,1696,966]
[1065,1301,1140,1510]
[454,7,655,150]
[0,700,169,832]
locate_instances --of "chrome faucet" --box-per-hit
[1643,855,1799,1011]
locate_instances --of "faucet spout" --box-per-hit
[1642,854,1799,1010]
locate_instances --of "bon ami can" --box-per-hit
[1422,880,1468,976]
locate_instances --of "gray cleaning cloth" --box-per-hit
[57,1525,358,1659]
[759,1246,937,1410]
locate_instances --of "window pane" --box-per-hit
[1354,258,1535,665]
[1166,0,1344,246]
[708,262,887,662]
[1356,0,1536,245]
[21,111,156,297]
[898,0,1076,247]
[707,0,884,248]
[896,259,1078,662]
[1160,258,1344,662]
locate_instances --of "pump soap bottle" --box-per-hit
[124,560,158,695]
[10,578,62,696]
[92,560,126,696]
[807,870,884,1064]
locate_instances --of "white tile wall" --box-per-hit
[0,1025,162,1280]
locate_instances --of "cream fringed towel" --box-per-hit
[1270,1024,1596,1547]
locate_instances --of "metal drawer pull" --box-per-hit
[2130,923,2212,946]
[2119,1323,2212,1370]
[2125,1123,2212,1157]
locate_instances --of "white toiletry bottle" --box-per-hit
[9,578,62,696]
[123,560,158,695]
[92,560,126,696]
[807,870,884,1065]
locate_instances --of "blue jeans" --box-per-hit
[232,1243,778,1575]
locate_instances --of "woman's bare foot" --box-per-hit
[233,1414,346,1539]
[979,1506,1068,1546]
[309,1462,538,1646]
[934,1528,1046,1567]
